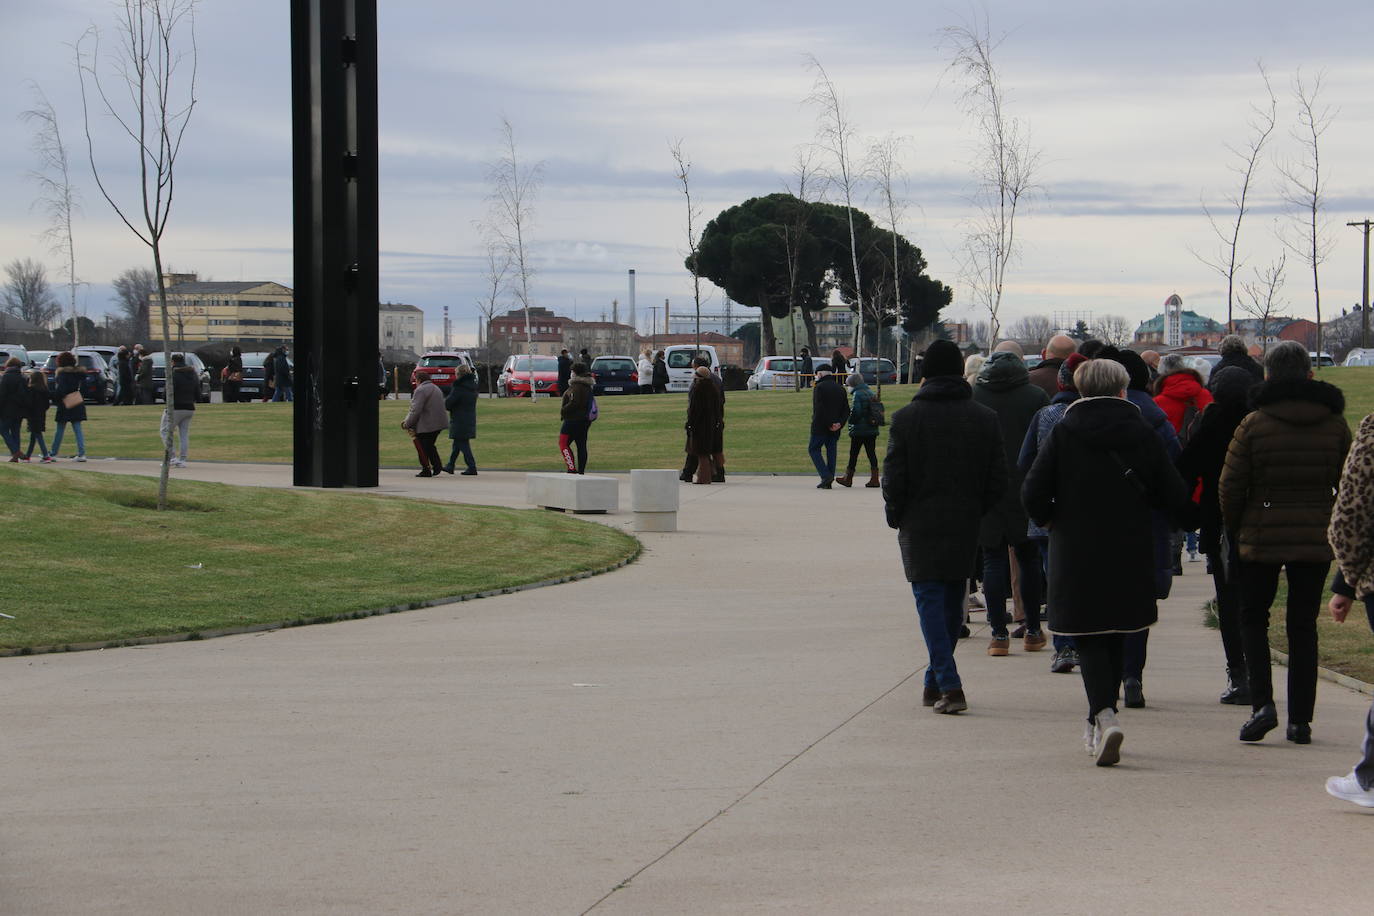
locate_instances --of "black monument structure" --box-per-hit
[291,0,379,487]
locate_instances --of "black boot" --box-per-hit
[1239,703,1278,742]
[1219,668,1250,705]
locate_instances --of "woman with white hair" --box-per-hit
[1023,358,1189,766]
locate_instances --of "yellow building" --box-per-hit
[154,274,293,346]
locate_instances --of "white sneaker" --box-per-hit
[1325,771,1374,807]
[1083,721,1097,754]
[1187,550,1201,562]
[73,455,87,462]
[1093,709,1124,766]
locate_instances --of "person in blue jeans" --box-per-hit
[882,340,1006,714]
[270,346,294,401]
[808,367,848,489]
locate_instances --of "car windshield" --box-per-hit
[857,359,894,371]
[593,359,634,372]
[668,351,708,369]
[420,356,465,367]
[510,357,558,372]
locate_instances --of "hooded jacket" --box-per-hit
[559,373,594,424]
[972,352,1049,546]
[1153,369,1213,434]
[847,379,879,438]
[1022,396,1190,635]
[882,375,1006,581]
[1219,377,1351,563]
[444,373,478,440]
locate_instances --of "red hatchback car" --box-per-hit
[498,355,561,397]
[411,351,473,392]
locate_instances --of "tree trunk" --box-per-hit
[801,308,819,353]
[760,308,777,358]
[153,247,173,510]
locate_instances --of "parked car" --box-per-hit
[26,350,56,371]
[746,356,803,390]
[0,343,31,369]
[498,355,561,397]
[1310,351,1335,368]
[148,351,212,403]
[76,345,122,370]
[41,351,115,403]
[1344,348,1374,367]
[411,350,474,393]
[589,355,639,395]
[852,357,898,386]
[663,344,720,392]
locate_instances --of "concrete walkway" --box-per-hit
[3,462,1373,914]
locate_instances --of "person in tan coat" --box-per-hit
[1219,340,1351,745]
[402,376,448,477]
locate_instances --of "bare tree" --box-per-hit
[1277,70,1336,361]
[867,132,910,394]
[805,54,866,358]
[1093,314,1135,347]
[780,149,825,358]
[21,85,82,347]
[2,258,62,328]
[111,266,156,340]
[473,237,510,395]
[942,14,1040,344]
[1239,252,1287,355]
[669,140,704,351]
[1192,64,1277,329]
[1007,314,1054,350]
[77,0,198,509]
[485,117,542,394]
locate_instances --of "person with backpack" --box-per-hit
[558,362,595,474]
[836,371,883,488]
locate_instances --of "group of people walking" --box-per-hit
[1,352,93,462]
[112,344,156,405]
[402,364,480,477]
[885,333,1374,789]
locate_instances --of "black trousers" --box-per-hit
[846,435,878,472]
[1075,633,1126,721]
[414,430,442,471]
[1211,563,1247,673]
[1239,560,1327,723]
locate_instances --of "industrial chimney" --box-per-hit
[627,269,637,332]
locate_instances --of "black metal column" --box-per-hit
[291,0,379,487]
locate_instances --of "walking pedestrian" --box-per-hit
[160,354,198,467]
[223,346,244,404]
[685,365,723,484]
[1177,366,1258,705]
[442,364,479,475]
[0,357,25,461]
[1022,358,1189,766]
[116,347,135,405]
[971,349,1050,656]
[829,348,848,375]
[1220,340,1351,745]
[836,371,881,488]
[651,350,668,394]
[679,356,725,482]
[883,339,1006,715]
[558,362,595,474]
[1325,412,1374,807]
[799,346,814,388]
[49,351,88,461]
[135,352,155,404]
[808,366,848,489]
[24,368,53,462]
[637,351,654,395]
[557,348,573,396]
[271,347,294,402]
[402,374,447,477]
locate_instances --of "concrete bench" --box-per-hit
[630,469,680,532]
[526,473,619,514]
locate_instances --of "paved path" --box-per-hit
[3,462,1373,913]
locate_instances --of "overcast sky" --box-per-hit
[2,0,1371,347]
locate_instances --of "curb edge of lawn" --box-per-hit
[1271,648,1374,697]
[0,543,643,659]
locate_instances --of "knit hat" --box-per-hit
[1208,365,1253,407]
[1111,350,1152,392]
[847,372,863,387]
[1058,352,1089,391]
[815,366,832,378]
[923,339,964,379]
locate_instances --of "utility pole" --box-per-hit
[1349,219,1372,349]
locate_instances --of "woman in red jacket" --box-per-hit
[1155,354,1213,567]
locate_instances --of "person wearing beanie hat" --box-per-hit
[1057,352,1088,392]
[883,341,1006,714]
[808,364,850,488]
[835,371,881,488]
[971,350,1050,656]
[1177,364,1258,706]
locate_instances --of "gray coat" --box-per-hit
[445,374,478,440]
[403,381,448,434]
[883,375,1007,582]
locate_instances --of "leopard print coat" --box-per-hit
[1329,413,1374,598]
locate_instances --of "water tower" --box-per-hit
[1164,294,1183,348]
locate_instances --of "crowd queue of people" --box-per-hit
[882,332,1374,801]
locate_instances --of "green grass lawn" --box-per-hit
[0,465,638,653]
[70,385,921,472]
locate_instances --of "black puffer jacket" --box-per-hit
[1022,396,1189,635]
[1219,377,1351,563]
[972,352,1049,546]
[1176,366,1254,555]
[882,375,1006,581]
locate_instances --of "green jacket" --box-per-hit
[847,382,879,437]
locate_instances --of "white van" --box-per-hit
[663,344,720,392]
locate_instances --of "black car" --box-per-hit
[590,355,639,395]
[236,352,291,401]
[42,352,115,403]
[853,357,898,386]
[148,352,212,403]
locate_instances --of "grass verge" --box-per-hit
[0,465,639,653]
[1265,582,1374,686]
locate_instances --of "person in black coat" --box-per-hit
[1176,366,1256,705]
[1214,334,1263,384]
[49,352,89,460]
[24,369,52,461]
[0,357,26,460]
[799,347,814,388]
[808,367,849,488]
[883,339,1006,715]
[1022,358,1190,765]
[116,348,135,405]
[270,347,293,402]
[680,356,726,482]
[442,365,479,475]
[223,346,244,404]
[651,350,668,394]
[557,348,573,396]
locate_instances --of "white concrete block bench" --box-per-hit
[630,469,680,532]
[526,473,619,514]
